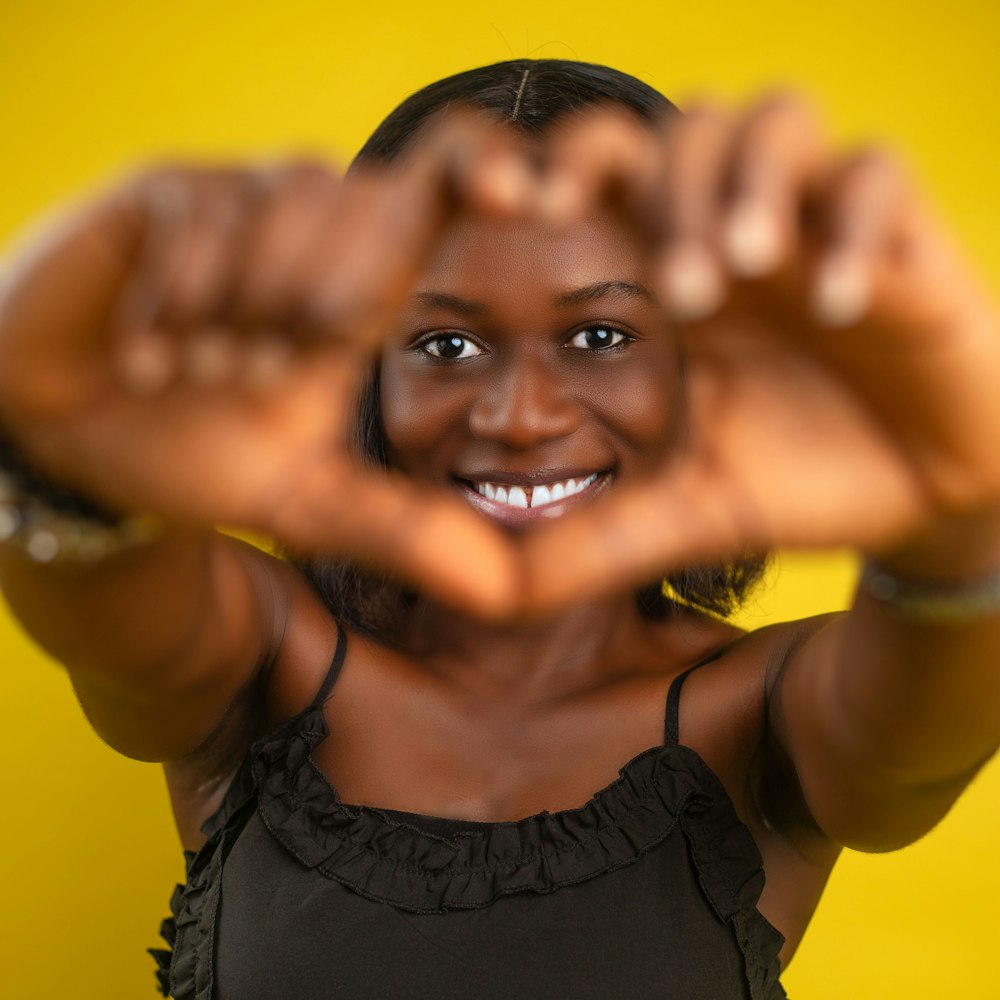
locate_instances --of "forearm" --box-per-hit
[783,517,1000,819]
[821,592,1000,786]
[853,511,1000,768]
[0,526,264,688]
[0,523,284,763]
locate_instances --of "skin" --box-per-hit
[375,208,838,962]
[1,95,999,975]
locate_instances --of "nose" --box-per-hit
[468,357,581,449]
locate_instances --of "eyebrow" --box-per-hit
[411,280,653,315]
[553,280,654,307]
[411,291,488,316]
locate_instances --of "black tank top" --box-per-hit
[151,624,786,999]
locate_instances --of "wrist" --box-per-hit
[861,557,1000,624]
[860,509,1000,623]
[866,508,1000,584]
[0,422,161,563]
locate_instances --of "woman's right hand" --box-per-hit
[0,124,529,614]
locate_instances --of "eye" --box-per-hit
[566,325,630,351]
[417,333,484,360]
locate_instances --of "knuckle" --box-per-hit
[665,104,733,164]
[130,168,194,220]
[836,146,911,213]
[121,165,218,225]
[681,102,731,132]
[845,144,904,181]
[128,161,193,191]
[302,292,377,344]
[738,93,824,161]
[263,158,342,192]
[752,90,816,122]
[416,106,491,159]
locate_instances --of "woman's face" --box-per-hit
[380,205,679,530]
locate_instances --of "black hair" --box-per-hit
[354,59,677,163]
[292,59,767,639]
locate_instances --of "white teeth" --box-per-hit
[471,474,602,509]
[531,484,552,508]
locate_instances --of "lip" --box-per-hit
[456,469,613,528]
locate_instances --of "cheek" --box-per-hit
[378,359,473,472]
[586,349,681,470]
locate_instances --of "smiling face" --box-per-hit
[379,207,680,531]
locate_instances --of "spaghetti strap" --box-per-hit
[161,620,788,1000]
[663,646,726,746]
[308,620,348,711]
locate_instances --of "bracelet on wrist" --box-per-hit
[862,558,1000,624]
[0,427,161,563]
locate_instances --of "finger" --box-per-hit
[518,469,752,615]
[183,325,240,387]
[720,94,827,279]
[116,327,179,395]
[538,107,665,226]
[228,160,344,327]
[264,463,522,619]
[655,104,735,322]
[240,333,295,392]
[112,167,256,390]
[110,171,188,390]
[291,171,433,351]
[149,172,259,329]
[296,120,538,350]
[810,148,909,328]
[414,107,540,219]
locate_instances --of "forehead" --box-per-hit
[416,209,650,301]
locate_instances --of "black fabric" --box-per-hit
[153,626,786,999]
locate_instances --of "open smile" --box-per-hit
[457,471,612,526]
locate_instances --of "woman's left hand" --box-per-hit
[519,97,1000,611]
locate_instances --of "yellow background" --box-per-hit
[2,1,998,996]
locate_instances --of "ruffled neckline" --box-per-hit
[247,700,767,918]
[158,682,787,1000]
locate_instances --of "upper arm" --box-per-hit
[764,611,997,852]
[67,535,292,763]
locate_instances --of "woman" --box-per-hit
[0,60,998,998]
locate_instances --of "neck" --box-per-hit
[398,594,645,707]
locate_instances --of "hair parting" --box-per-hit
[510,68,530,121]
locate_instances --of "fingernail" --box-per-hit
[243,335,292,391]
[661,245,724,321]
[539,175,581,226]
[723,202,782,277]
[813,255,870,328]
[185,327,237,386]
[481,158,533,214]
[119,331,175,395]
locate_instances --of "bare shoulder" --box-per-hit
[671,615,844,964]
[673,617,846,830]
[671,615,831,767]
[640,611,831,833]
[162,548,340,849]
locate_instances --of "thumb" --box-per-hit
[519,468,750,615]
[263,464,523,620]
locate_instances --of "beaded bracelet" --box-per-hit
[862,558,1000,624]
[0,427,161,563]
